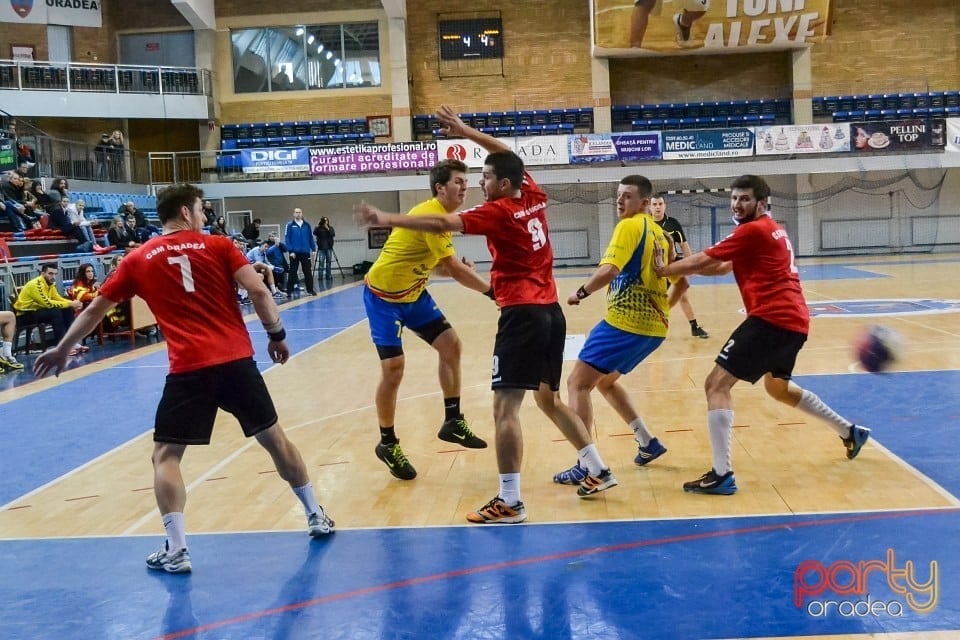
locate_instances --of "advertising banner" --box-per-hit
[308,142,438,175]
[592,0,831,58]
[661,128,754,160]
[1,0,102,27]
[438,136,568,168]
[849,119,946,152]
[569,133,661,164]
[945,118,960,153]
[0,137,15,172]
[755,124,850,155]
[240,147,311,174]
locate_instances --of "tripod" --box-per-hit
[316,247,346,279]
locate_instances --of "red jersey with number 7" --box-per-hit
[100,231,255,373]
[703,214,810,334]
[458,171,558,307]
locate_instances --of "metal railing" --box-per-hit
[0,59,211,97]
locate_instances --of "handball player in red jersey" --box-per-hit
[655,174,870,495]
[35,183,334,573]
[357,106,616,525]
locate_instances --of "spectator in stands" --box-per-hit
[264,236,287,274]
[0,310,26,371]
[313,216,336,281]
[94,133,111,181]
[210,214,228,235]
[13,263,85,356]
[6,119,35,168]
[118,200,161,241]
[49,196,93,252]
[29,180,57,212]
[14,161,32,181]
[246,240,286,299]
[107,130,126,181]
[242,217,262,247]
[70,263,101,314]
[284,207,316,296]
[108,214,140,251]
[202,200,217,227]
[49,177,70,202]
[1,172,39,230]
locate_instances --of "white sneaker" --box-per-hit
[146,542,192,573]
[307,507,336,537]
[674,13,695,48]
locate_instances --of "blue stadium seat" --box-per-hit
[837,96,854,111]
[812,97,826,117]
[832,110,852,122]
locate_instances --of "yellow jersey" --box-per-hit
[600,213,672,337]
[365,198,456,304]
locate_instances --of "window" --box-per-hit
[231,22,380,94]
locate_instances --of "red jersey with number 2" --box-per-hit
[703,214,809,334]
[458,171,558,307]
[100,231,255,374]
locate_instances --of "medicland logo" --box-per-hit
[793,549,938,618]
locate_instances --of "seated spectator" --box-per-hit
[48,196,94,252]
[264,236,288,274]
[1,172,40,230]
[107,215,140,251]
[70,263,100,309]
[246,239,286,299]
[118,200,160,241]
[29,180,57,212]
[70,199,101,246]
[48,177,71,205]
[241,217,262,247]
[209,214,228,235]
[13,263,86,356]
[0,310,26,371]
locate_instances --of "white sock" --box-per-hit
[270,284,278,294]
[797,389,852,437]
[293,482,320,517]
[577,443,606,476]
[161,512,187,551]
[1,341,12,358]
[707,409,734,475]
[499,473,521,506]
[630,417,653,446]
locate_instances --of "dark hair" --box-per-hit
[429,159,468,196]
[619,175,654,199]
[484,151,524,190]
[253,218,262,224]
[156,183,204,224]
[40,262,58,272]
[74,262,96,287]
[730,174,771,202]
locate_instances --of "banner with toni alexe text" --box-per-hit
[1,0,102,27]
[592,0,831,58]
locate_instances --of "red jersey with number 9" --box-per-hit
[703,214,810,334]
[458,171,558,307]
[100,231,255,373]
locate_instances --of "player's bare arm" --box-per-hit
[33,294,118,378]
[235,263,290,364]
[568,263,620,305]
[436,104,511,154]
[657,251,727,278]
[356,202,464,234]
[439,253,492,295]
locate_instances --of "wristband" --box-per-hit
[268,328,287,342]
[483,287,495,300]
[576,285,590,300]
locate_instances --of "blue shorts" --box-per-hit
[577,320,665,375]
[363,286,447,348]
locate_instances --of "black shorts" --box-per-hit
[716,316,807,384]
[492,303,566,391]
[154,358,278,445]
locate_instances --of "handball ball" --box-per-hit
[853,325,902,373]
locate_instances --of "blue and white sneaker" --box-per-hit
[683,469,737,495]
[634,437,667,466]
[307,507,336,537]
[146,541,192,574]
[842,425,871,460]
[553,460,588,485]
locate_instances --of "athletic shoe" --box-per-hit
[674,13,695,47]
[146,542,192,574]
[307,507,336,537]
[691,325,709,339]
[67,348,80,357]
[842,425,871,460]
[578,468,619,497]
[437,415,487,449]
[634,437,667,466]
[553,460,588,485]
[0,354,25,371]
[272,290,287,299]
[466,496,527,524]
[683,469,738,495]
[375,441,417,480]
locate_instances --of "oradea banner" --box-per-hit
[241,147,311,174]
[755,124,850,155]
[849,119,946,152]
[661,128,754,160]
[569,133,661,163]
[438,137,569,168]
[592,0,831,57]
[309,141,438,175]
[1,0,102,27]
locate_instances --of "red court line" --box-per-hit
[153,507,956,640]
